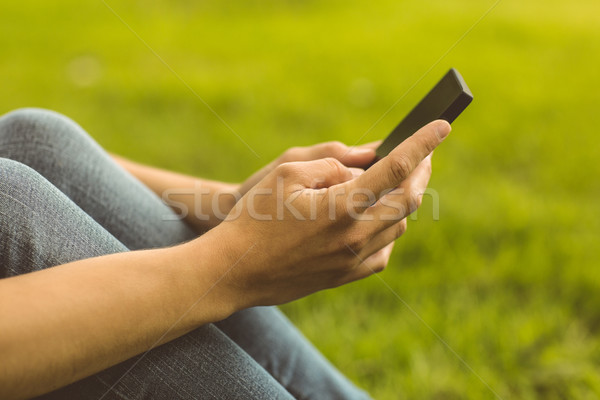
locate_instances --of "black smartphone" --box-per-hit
[374,68,473,159]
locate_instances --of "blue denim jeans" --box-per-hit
[0,109,370,399]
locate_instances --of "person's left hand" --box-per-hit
[238,141,380,196]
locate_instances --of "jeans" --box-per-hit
[0,108,370,399]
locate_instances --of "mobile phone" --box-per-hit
[374,68,473,159]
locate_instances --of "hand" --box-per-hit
[209,120,451,308]
[238,141,380,197]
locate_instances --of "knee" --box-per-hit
[0,108,89,150]
[0,158,46,192]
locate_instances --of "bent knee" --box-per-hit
[0,158,48,193]
[0,108,88,149]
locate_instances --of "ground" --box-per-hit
[1,1,600,398]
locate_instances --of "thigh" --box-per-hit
[0,158,293,399]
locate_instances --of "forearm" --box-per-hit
[0,229,239,399]
[112,155,239,233]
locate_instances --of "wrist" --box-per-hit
[178,226,249,322]
[218,182,241,216]
[182,181,240,233]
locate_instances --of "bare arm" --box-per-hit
[0,144,379,398]
[111,140,380,233]
[0,229,238,399]
[112,155,239,233]
[0,121,448,398]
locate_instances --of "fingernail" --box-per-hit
[436,121,452,140]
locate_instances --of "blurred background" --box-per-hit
[2,0,599,398]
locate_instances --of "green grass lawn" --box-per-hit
[2,0,600,398]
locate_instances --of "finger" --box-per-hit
[342,242,395,283]
[365,154,432,224]
[247,142,369,193]
[361,241,394,272]
[328,143,376,168]
[344,120,450,211]
[300,141,377,168]
[276,158,354,189]
[358,219,407,259]
[286,141,375,168]
[357,140,382,150]
[339,146,377,168]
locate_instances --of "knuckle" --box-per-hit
[389,153,413,181]
[323,141,346,156]
[280,146,302,163]
[414,131,438,154]
[409,188,423,211]
[395,219,408,238]
[274,162,297,177]
[372,261,386,273]
[345,232,368,253]
[365,252,387,274]
[421,136,438,155]
[323,157,347,176]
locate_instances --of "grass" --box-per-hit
[2,0,600,398]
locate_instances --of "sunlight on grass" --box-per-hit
[1,0,599,398]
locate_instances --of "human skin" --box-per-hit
[112,139,381,233]
[0,120,450,399]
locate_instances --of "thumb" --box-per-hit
[344,120,451,209]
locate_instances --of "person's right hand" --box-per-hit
[208,120,451,309]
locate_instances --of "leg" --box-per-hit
[0,108,195,251]
[216,307,372,399]
[41,324,295,400]
[0,108,371,399]
[0,158,293,399]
